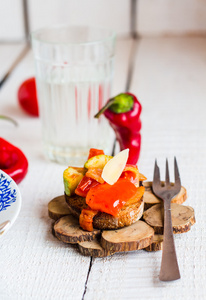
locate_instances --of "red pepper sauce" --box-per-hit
[86,179,139,217]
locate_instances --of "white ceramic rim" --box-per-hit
[0,170,22,236]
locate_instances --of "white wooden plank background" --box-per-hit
[113,38,133,94]
[1,1,206,41]
[28,0,131,36]
[0,44,25,80]
[133,37,206,299]
[0,46,91,300]
[0,0,24,41]
[0,37,133,300]
[83,37,206,299]
[138,0,206,36]
[0,31,206,300]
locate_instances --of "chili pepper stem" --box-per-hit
[0,115,18,126]
[94,98,116,118]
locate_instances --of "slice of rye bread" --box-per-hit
[65,193,144,230]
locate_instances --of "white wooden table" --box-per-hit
[0,37,205,300]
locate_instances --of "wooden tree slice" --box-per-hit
[144,234,163,251]
[143,203,195,234]
[54,215,100,244]
[143,182,187,210]
[48,195,71,220]
[101,220,154,252]
[78,238,114,257]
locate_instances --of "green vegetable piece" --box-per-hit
[0,115,18,126]
[63,167,85,196]
[109,94,134,113]
[94,93,134,118]
[84,155,113,169]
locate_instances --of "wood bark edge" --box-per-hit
[48,195,71,221]
[54,215,100,244]
[143,203,196,234]
[101,220,154,252]
[78,238,115,257]
[143,181,187,210]
[144,234,163,251]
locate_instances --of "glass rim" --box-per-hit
[31,25,116,46]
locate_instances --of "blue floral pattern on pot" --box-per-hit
[0,173,17,212]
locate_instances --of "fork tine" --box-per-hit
[153,159,161,185]
[165,158,170,186]
[174,157,181,188]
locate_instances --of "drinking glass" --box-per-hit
[31,26,116,165]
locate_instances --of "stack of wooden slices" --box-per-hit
[48,181,195,257]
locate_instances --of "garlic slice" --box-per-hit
[102,149,129,185]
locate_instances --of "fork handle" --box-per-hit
[159,200,181,281]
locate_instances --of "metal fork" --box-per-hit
[152,158,181,281]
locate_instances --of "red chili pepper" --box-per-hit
[95,93,142,165]
[87,148,104,159]
[79,209,98,231]
[75,176,100,197]
[0,138,28,184]
[18,77,39,117]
